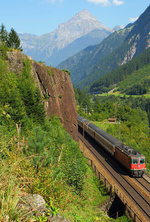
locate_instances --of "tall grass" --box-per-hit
[0,153,22,221]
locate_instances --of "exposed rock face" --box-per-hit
[33,63,78,140]
[122,5,150,62]
[7,51,78,140]
[120,41,137,65]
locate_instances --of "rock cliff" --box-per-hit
[7,51,78,140]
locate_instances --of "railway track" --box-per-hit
[135,177,150,193]
[123,175,150,207]
[78,132,150,222]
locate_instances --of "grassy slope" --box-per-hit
[0,120,112,222]
[90,47,150,94]
[96,93,150,98]
[118,64,150,93]
[97,62,150,96]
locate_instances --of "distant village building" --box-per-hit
[108,118,117,123]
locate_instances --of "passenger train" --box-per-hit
[78,116,146,177]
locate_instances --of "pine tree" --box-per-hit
[0,24,8,44]
[7,28,22,50]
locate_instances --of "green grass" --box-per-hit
[118,64,150,91]
[61,167,111,222]
[96,93,150,98]
[0,118,131,222]
[47,68,54,76]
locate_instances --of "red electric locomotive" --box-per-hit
[78,116,146,177]
[114,144,146,177]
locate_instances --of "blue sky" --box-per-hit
[1,0,149,35]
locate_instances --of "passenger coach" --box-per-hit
[78,116,146,177]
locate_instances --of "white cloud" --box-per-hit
[129,17,138,23]
[87,0,124,6]
[112,0,124,5]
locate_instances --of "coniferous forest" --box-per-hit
[90,48,150,94]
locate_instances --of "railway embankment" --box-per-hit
[79,134,150,222]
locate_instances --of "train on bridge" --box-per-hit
[78,116,146,177]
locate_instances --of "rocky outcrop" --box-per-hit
[122,5,150,62]
[33,62,78,140]
[18,194,47,217]
[7,51,78,140]
[17,194,71,222]
[48,215,70,222]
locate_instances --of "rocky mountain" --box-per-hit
[59,5,150,89]
[121,5,150,64]
[19,10,112,66]
[113,26,124,31]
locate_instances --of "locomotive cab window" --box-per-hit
[132,159,138,164]
[140,159,145,164]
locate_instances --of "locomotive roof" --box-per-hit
[117,144,142,157]
[78,115,143,158]
[89,122,121,146]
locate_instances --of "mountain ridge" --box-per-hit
[58,25,132,86]
[19,10,112,66]
[59,5,150,89]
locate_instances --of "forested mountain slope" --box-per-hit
[58,25,132,86]
[90,47,150,93]
[59,5,150,89]
[118,64,150,95]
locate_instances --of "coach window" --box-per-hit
[132,159,138,164]
[140,159,145,164]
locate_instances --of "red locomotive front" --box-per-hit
[130,156,146,177]
[115,145,146,177]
